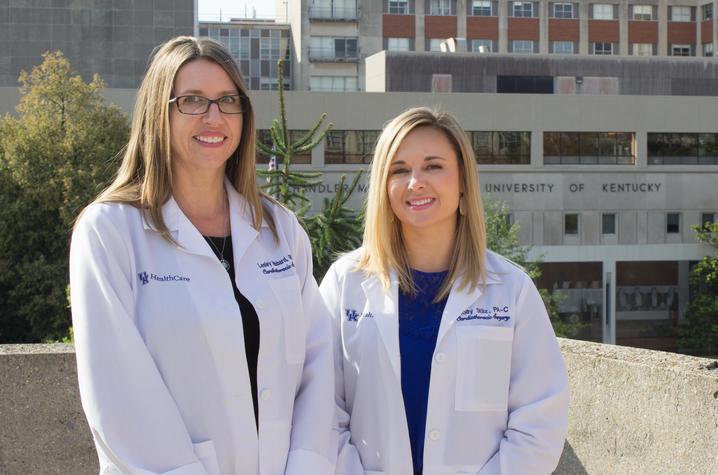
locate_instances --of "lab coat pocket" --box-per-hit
[268,276,306,364]
[455,326,514,412]
[192,440,221,475]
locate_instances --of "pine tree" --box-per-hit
[257,60,364,278]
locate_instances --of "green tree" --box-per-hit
[0,51,129,342]
[679,221,718,356]
[257,60,364,278]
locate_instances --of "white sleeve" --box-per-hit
[318,263,365,475]
[478,273,569,475]
[70,207,207,475]
[284,219,337,475]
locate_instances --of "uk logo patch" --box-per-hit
[138,272,149,285]
[345,308,374,322]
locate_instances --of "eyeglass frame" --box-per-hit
[168,94,249,115]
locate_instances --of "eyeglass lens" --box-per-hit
[177,95,245,114]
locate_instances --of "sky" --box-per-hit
[198,0,279,21]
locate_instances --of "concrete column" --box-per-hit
[531,128,543,167]
[457,0,468,39]
[658,0,668,56]
[579,2,589,54]
[635,130,648,167]
[696,6,702,56]
[539,0,549,53]
[498,0,508,52]
[416,0,426,51]
[604,260,617,345]
[619,2,629,55]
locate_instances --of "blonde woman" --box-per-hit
[70,37,335,474]
[320,107,568,475]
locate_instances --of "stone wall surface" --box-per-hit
[1,340,717,474]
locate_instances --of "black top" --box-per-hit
[204,235,260,431]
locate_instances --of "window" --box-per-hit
[591,42,614,54]
[497,75,553,93]
[702,213,715,228]
[632,43,653,56]
[512,40,535,53]
[671,6,691,21]
[309,36,358,60]
[632,5,653,20]
[703,3,713,20]
[386,37,411,51]
[671,44,691,56]
[325,130,380,164]
[310,76,358,91]
[386,0,410,14]
[472,0,492,15]
[310,0,357,19]
[427,38,444,51]
[470,131,531,164]
[429,0,454,15]
[471,39,494,52]
[666,213,681,234]
[553,3,574,18]
[592,3,614,19]
[704,42,714,57]
[565,214,580,235]
[647,133,718,165]
[552,41,575,54]
[544,132,636,164]
[257,130,311,164]
[512,1,534,17]
[602,213,617,234]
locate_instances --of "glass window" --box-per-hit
[565,213,579,235]
[553,41,574,54]
[704,42,714,56]
[386,37,411,51]
[591,42,614,54]
[513,1,534,17]
[701,212,715,227]
[544,132,636,164]
[310,36,358,60]
[671,6,691,21]
[602,213,617,234]
[592,3,614,19]
[470,131,531,164]
[703,3,713,20]
[471,39,494,52]
[472,0,492,15]
[325,130,379,164]
[430,0,454,15]
[553,3,574,18]
[632,5,653,20]
[512,40,535,53]
[666,213,681,234]
[671,44,691,56]
[310,76,358,91]
[632,43,653,56]
[428,38,444,51]
[387,0,410,13]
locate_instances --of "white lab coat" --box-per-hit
[70,182,335,475]
[319,249,569,475]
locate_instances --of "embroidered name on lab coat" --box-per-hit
[256,254,295,275]
[345,308,374,322]
[456,306,511,322]
[137,272,191,285]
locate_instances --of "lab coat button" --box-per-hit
[429,430,440,441]
[434,352,446,363]
[260,389,272,401]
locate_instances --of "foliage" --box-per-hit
[257,60,364,278]
[679,222,718,356]
[0,51,129,342]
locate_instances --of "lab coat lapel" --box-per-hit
[361,273,401,380]
[156,197,216,259]
[226,181,260,264]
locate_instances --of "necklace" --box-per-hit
[204,196,231,271]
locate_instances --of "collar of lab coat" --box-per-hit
[359,256,503,380]
[143,178,265,263]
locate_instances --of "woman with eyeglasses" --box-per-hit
[70,36,335,475]
[320,107,568,475]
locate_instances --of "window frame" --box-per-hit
[703,3,713,20]
[632,43,654,56]
[386,0,411,14]
[565,213,580,235]
[591,42,614,55]
[512,1,534,17]
[552,40,575,54]
[602,213,617,235]
[471,0,493,15]
[671,6,692,21]
[592,3,614,19]
[553,2,574,18]
[671,44,691,56]
[471,39,494,53]
[666,213,681,234]
[512,39,535,53]
[701,212,715,228]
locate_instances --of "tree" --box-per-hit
[0,51,129,342]
[257,60,364,278]
[679,221,718,356]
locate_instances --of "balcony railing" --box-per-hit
[308,47,359,62]
[308,7,358,21]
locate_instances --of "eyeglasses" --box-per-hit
[168,94,248,115]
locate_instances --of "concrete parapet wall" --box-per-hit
[1,340,716,474]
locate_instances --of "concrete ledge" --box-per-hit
[1,341,717,474]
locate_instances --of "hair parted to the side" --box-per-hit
[85,35,275,241]
[357,106,487,301]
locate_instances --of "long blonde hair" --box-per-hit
[90,36,275,241]
[358,106,487,300]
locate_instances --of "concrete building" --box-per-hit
[279,0,717,90]
[0,0,195,88]
[199,19,293,90]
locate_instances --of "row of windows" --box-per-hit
[309,0,358,20]
[309,36,358,61]
[257,131,718,166]
[381,1,712,21]
[562,212,715,236]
